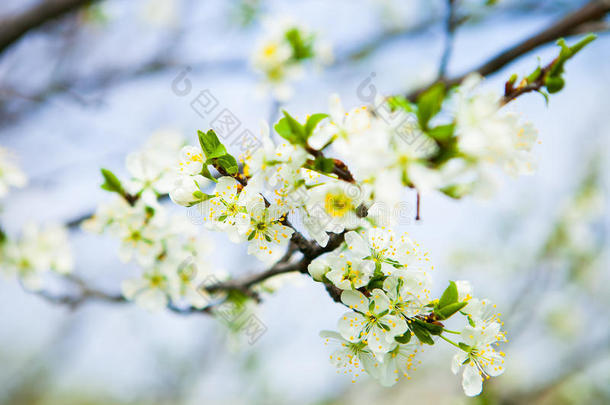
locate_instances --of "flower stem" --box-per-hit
[439,334,464,350]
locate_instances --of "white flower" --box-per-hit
[122,268,170,311]
[199,177,252,242]
[244,121,307,194]
[114,204,164,266]
[344,228,417,276]
[325,253,374,290]
[309,94,376,150]
[0,223,73,291]
[377,341,421,386]
[338,289,408,357]
[307,253,333,281]
[243,193,294,264]
[454,74,539,181]
[0,147,27,198]
[82,197,133,234]
[166,256,212,310]
[169,174,209,206]
[451,323,506,396]
[462,298,502,327]
[126,130,185,203]
[177,145,205,175]
[455,280,474,302]
[383,269,431,318]
[305,180,364,235]
[320,330,381,383]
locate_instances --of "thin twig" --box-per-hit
[407,0,610,100]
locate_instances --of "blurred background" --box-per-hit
[0,0,609,404]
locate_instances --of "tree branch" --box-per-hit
[407,0,610,100]
[0,0,101,55]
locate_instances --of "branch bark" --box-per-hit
[0,0,101,55]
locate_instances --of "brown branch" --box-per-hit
[407,0,610,100]
[0,0,101,55]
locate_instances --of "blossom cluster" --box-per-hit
[309,74,538,210]
[0,222,73,291]
[251,17,333,100]
[0,148,73,290]
[84,130,216,311]
[310,228,506,395]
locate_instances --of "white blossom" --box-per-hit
[0,147,27,198]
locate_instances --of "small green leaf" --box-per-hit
[435,301,468,320]
[100,168,124,194]
[545,76,565,94]
[395,331,412,344]
[213,154,239,175]
[410,322,434,345]
[198,129,227,159]
[305,113,328,136]
[413,319,443,336]
[417,83,445,130]
[313,155,335,173]
[427,123,455,142]
[200,164,215,182]
[274,111,307,145]
[285,28,314,60]
[526,66,542,83]
[438,281,458,309]
[440,184,470,199]
[549,34,596,78]
[387,95,415,113]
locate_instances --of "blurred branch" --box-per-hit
[407,0,610,100]
[437,0,460,79]
[35,273,126,309]
[0,0,101,55]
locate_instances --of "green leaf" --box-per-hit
[395,331,412,344]
[416,83,445,130]
[100,168,124,194]
[410,322,434,345]
[435,301,468,320]
[313,155,335,173]
[545,76,565,94]
[274,111,307,145]
[526,65,542,84]
[200,164,215,182]
[427,123,455,142]
[213,154,239,175]
[413,319,443,336]
[285,28,314,60]
[438,281,458,309]
[198,129,227,159]
[387,95,415,113]
[305,113,328,136]
[549,34,596,78]
[440,184,470,199]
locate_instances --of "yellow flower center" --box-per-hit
[324,192,353,217]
